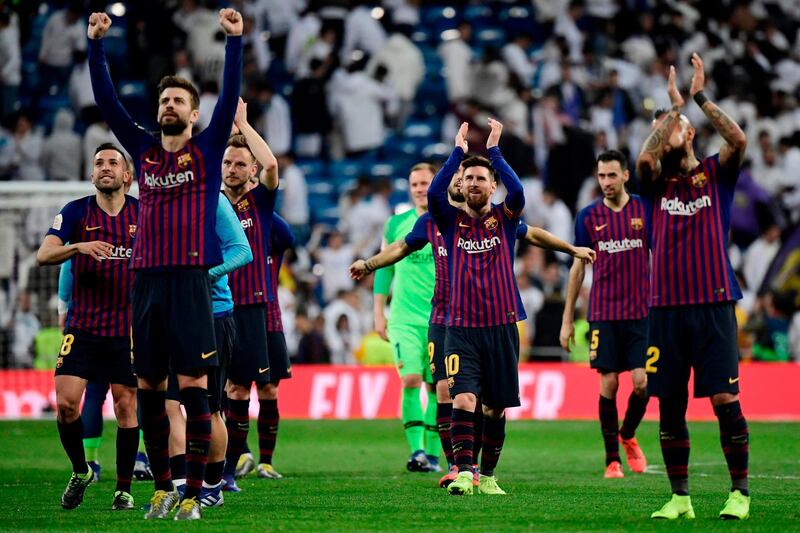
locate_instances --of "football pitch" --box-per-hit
[1,419,797,531]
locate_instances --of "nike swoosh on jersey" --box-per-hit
[145,158,160,164]
[200,350,217,359]
[458,222,470,228]
[85,225,102,231]
[595,224,608,231]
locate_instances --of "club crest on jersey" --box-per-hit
[484,216,498,231]
[630,218,643,230]
[128,224,137,237]
[237,199,250,212]
[177,153,193,168]
[691,172,707,188]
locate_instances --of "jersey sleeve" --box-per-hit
[573,208,591,248]
[271,214,295,254]
[45,200,84,244]
[515,221,527,240]
[404,214,430,251]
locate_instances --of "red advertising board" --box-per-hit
[0,363,797,420]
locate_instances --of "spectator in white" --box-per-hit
[620,12,657,70]
[0,123,16,179]
[589,89,618,149]
[253,82,292,156]
[37,3,85,91]
[194,80,219,132]
[41,109,81,181]
[310,228,355,303]
[532,94,566,173]
[0,8,21,120]
[241,11,272,74]
[340,0,387,65]
[9,291,40,368]
[292,57,334,157]
[82,121,124,178]
[502,33,535,87]
[342,179,391,254]
[67,50,95,124]
[554,0,585,64]
[438,21,473,103]
[295,22,337,79]
[173,0,223,82]
[366,23,424,127]
[10,112,44,181]
[243,0,303,63]
[540,186,573,262]
[517,272,545,347]
[471,46,514,110]
[329,55,398,157]
[743,225,782,294]
[173,49,195,83]
[284,9,321,75]
[323,289,364,365]
[277,153,310,240]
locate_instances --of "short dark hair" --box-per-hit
[461,155,497,181]
[94,142,127,164]
[596,150,628,171]
[226,134,255,161]
[157,76,199,110]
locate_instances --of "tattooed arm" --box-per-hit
[636,66,683,182]
[689,53,747,169]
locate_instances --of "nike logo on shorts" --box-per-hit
[259,367,269,373]
[201,350,217,359]
[728,377,739,384]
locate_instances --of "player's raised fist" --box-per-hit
[349,260,368,281]
[486,117,503,148]
[219,8,243,36]
[87,12,111,40]
[455,122,468,152]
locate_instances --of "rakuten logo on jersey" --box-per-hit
[598,239,643,254]
[107,245,133,260]
[661,195,711,216]
[457,236,501,254]
[144,170,195,189]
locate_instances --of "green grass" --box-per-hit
[1,419,798,531]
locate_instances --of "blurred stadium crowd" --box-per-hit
[0,0,798,368]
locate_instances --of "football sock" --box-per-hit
[401,387,424,453]
[258,399,279,465]
[472,405,484,461]
[170,454,186,483]
[714,400,749,495]
[138,389,172,491]
[450,408,474,472]
[115,426,138,493]
[83,437,101,463]
[436,402,454,467]
[58,417,88,474]
[659,394,690,495]
[224,399,250,477]
[599,395,621,465]
[205,460,224,486]
[181,387,211,500]
[423,391,441,459]
[620,391,649,440]
[480,415,506,477]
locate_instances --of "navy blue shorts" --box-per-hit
[55,328,136,387]
[132,269,217,379]
[266,330,292,383]
[646,303,740,399]
[444,324,520,409]
[428,323,448,383]
[229,305,270,386]
[589,318,648,373]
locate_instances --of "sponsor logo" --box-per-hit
[457,236,501,254]
[177,153,193,168]
[144,170,195,189]
[241,217,254,229]
[52,214,63,230]
[729,377,739,384]
[484,216,498,231]
[630,218,643,230]
[144,157,160,165]
[691,172,707,188]
[458,221,470,228]
[200,350,217,360]
[589,350,597,360]
[129,224,137,237]
[437,246,447,257]
[56,356,63,368]
[103,246,133,260]
[660,195,711,216]
[597,238,643,254]
[259,367,269,374]
[594,223,608,232]
[85,225,102,231]
[237,199,250,212]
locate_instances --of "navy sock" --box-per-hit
[480,415,506,476]
[224,399,250,477]
[436,402,454,467]
[138,389,172,492]
[659,395,690,495]
[180,387,211,500]
[620,392,649,440]
[450,408,474,472]
[599,395,621,465]
[115,426,139,493]
[58,417,88,474]
[258,399,279,465]
[714,401,749,495]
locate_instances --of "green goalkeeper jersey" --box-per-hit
[373,208,434,328]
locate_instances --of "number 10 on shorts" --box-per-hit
[445,354,459,376]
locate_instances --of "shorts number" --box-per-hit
[446,354,460,376]
[428,342,435,363]
[645,346,660,373]
[590,330,600,350]
[60,334,75,356]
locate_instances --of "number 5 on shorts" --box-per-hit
[60,333,75,356]
[445,354,459,377]
[645,346,660,373]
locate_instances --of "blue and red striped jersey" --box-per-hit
[647,154,742,307]
[405,212,449,325]
[574,195,651,321]
[47,195,138,337]
[266,214,294,332]
[228,186,277,306]
[88,35,242,270]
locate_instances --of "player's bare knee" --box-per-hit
[177,371,207,390]
[600,372,619,398]
[710,392,739,407]
[112,388,138,427]
[402,374,423,389]
[228,383,250,400]
[482,405,504,419]
[435,380,451,402]
[453,392,476,411]
[56,397,80,423]
[257,383,278,400]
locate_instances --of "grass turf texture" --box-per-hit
[1,420,798,531]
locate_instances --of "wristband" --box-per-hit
[693,91,709,107]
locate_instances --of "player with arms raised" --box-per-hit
[87,8,243,520]
[637,54,750,521]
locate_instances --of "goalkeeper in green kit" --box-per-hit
[372,162,442,472]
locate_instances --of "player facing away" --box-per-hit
[372,162,443,472]
[560,150,651,479]
[350,173,594,488]
[220,100,280,491]
[637,54,750,520]
[163,190,252,508]
[88,8,243,520]
[36,144,140,511]
[428,119,525,496]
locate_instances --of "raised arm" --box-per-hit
[208,194,253,280]
[524,225,595,264]
[636,66,683,183]
[559,258,586,353]
[350,239,412,281]
[233,98,278,190]
[204,9,244,147]
[87,13,152,154]
[689,53,747,169]
[428,123,466,225]
[486,118,524,215]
